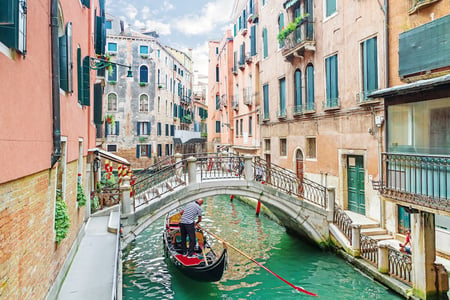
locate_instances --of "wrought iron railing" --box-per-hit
[282,20,314,53]
[133,156,176,180]
[360,234,378,266]
[333,205,353,244]
[199,154,244,180]
[380,152,450,211]
[388,247,412,285]
[92,185,121,213]
[132,160,187,210]
[253,156,327,208]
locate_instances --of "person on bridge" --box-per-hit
[179,198,204,257]
[399,230,411,254]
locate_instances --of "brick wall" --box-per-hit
[0,160,85,299]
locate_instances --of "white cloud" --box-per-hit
[173,0,232,36]
[145,20,172,36]
[192,42,210,77]
[124,4,138,20]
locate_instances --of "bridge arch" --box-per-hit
[123,180,329,248]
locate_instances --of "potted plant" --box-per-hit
[277,14,308,43]
[105,114,115,126]
[139,82,147,86]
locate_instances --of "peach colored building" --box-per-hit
[0,0,104,298]
[207,31,235,153]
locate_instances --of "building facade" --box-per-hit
[103,15,193,169]
[0,0,105,298]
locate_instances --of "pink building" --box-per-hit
[0,0,105,297]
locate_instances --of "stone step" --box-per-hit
[107,211,119,234]
[361,227,388,236]
[367,234,394,241]
[359,223,380,229]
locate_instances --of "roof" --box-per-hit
[368,74,450,98]
[88,148,130,165]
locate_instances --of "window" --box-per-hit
[140,65,148,83]
[165,124,169,136]
[215,121,221,133]
[325,54,338,107]
[59,22,73,93]
[157,49,160,58]
[361,37,378,99]
[140,45,149,55]
[278,14,285,48]
[235,120,239,136]
[165,144,170,156]
[136,144,151,158]
[306,137,317,159]
[280,138,287,156]
[106,20,112,29]
[249,116,253,136]
[157,144,162,157]
[215,94,220,110]
[170,125,175,136]
[240,119,243,136]
[306,64,315,110]
[139,94,149,112]
[239,43,245,65]
[105,121,119,136]
[108,64,117,82]
[264,139,271,152]
[137,121,150,135]
[157,122,162,136]
[234,23,237,37]
[326,0,337,17]
[0,0,27,54]
[263,84,269,119]
[262,28,268,58]
[279,78,286,117]
[250,25,257,56]
[107,42,117,54]
[106,144,117,152]
[107,93,117,111]
[216,47,218,54]
[294,69,302,111]
[216,65,219,82]
[157,69,160,84]
[398,206,411,234]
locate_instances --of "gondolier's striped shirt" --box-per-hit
[180,201,202,224]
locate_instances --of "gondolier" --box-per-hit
[180,198,204,257]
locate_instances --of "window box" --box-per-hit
[139,82,148,86]
[108,80,116,85]
[140,54,148,59]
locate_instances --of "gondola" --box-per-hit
[163,210,228,282]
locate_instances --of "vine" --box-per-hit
[77,175,87,207]
[55,191,71,244]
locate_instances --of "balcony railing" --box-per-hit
[243,88,252,105]
[377,152,450,212]
[221,94,227,107]
[282,20,315,59]
[232,96,239,110]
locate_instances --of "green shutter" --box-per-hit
[81,0,90,8]
[250,26,256,56]
[280,78,286,113]
[82,56,91,106]
[278,14,284,48]
[364,37,378,96]
[77,48,82,103]
[0,0,14,24]
[93,83,103,125]
[306,65,314,109]
[0,0,27,54]
[115,121,120,135]
[95,15,105,55]
[147,122,151,135]
[331,55,338,101]
[105,122,108,137]
[137,122,141,135]
[136,145,140,158]
[295,70,302,107]
[263,84,269,117]
[326,0,336,17]
[59,35,68,92]
[263,28,268,58]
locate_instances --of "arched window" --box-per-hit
[139,94,149,112]
[305,64,315,111]
[107,93,117,111]
[262,28,268,58]
[140,65,148,83]
[294,69,302,111]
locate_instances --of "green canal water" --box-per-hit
[122,195,402,299]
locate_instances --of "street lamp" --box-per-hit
[87,56,133,79]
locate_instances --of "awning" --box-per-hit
[368,74,450,98]
[283,0,299,9]
[88,148,130,165]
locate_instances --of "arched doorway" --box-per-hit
[295,149,304,194]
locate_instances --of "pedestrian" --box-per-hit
[399,230,411,254]
[179,198,204,257]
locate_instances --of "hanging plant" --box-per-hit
[77,175,87,207]
[277,14,309,43]
[105,114,115,126]
[55,191,71,244]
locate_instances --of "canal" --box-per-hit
[122,195,402,299]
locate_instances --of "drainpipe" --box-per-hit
[384,0,389,88]
[50,0,61,167]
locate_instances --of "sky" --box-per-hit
[106,0,236,79]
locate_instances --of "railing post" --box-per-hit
[120,176,133,215]
[378,243,389,274]
[187,156,197,184]
[244,155,254,181]
[175,153,183,177]
[352,224,361,257]
[326,186,335,222]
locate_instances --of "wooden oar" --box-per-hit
[198,225,317,297]
[199,243,209,266]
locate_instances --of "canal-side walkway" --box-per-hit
[56,212,119,300]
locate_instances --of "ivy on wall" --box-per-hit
[55,191,71,244]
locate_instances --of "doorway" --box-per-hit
[347,155,365,214]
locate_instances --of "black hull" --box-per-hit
[163,230,227,282]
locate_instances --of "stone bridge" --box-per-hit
[120,153,336,248]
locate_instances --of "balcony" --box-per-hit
[282,20,315,60]
[232,97,239,110]
[245,53,252,64]
[231,66,238,75]
[375,152,450,212]
[243,89,252,106]
[181,96,192,104]
[323,98,340,111]
[292,105,303,116]
[221,94,228,107]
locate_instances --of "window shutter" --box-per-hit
[148,145,152,158]
[330,55,338,100]
[77,48,82,103]
[81,0,90,8]
[147,122,150,135]
[240,44,244,65]
[263,84,269,116]
[59,35,68,92]
[93,83,103,125]
[95,15,105,55]
[136,145,140,158]
[0,0,26,53]
[82,56,91,106]
[279,78,286,112]
[137,122,141,135]
[263,28,268,58]
[115,121,119,135]
[306,65,315,107]
[295,70,302,107]
[171,125,175,136]
[250,26,256,56]
[105,122,108,137]
[0,0,14,24]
